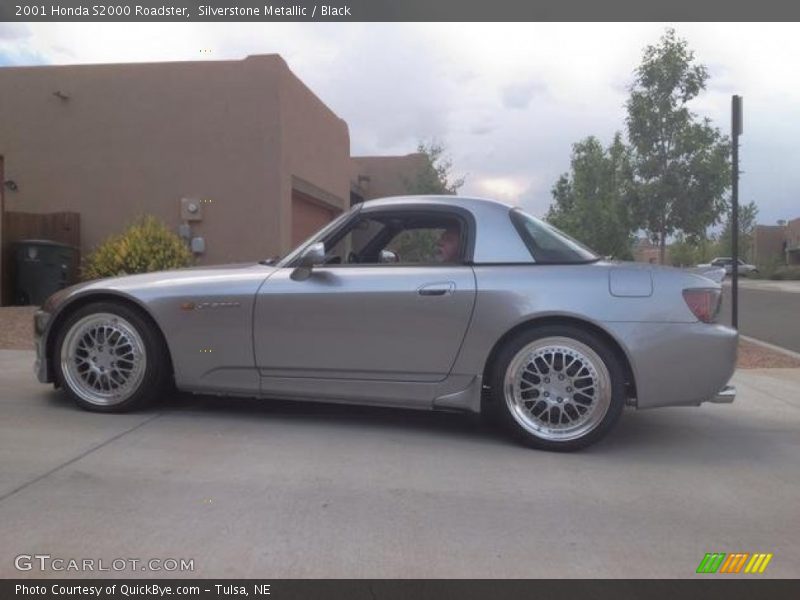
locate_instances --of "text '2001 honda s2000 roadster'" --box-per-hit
[33,196,737,450]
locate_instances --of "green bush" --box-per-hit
[752,258,792,280]
[83,215,193,280]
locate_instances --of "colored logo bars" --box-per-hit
[696,552,773,574]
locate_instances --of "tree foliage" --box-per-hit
[717,200,759,261]
[398,141,465,259]
[668,233,715,267]
[546,133,636,259]
[626,28,731,263]
[667,200,758,266]
[405,140,466,195]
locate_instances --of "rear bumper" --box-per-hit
[603,321,738,409]
[707,384,736,404]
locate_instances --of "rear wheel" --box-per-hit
[54,302,169,412]
[489,325,625,451]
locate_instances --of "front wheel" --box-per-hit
[489,325,626,451]
[54,302,169,412]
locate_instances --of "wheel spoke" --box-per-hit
[504,338,611,442]
[61,313,147,406]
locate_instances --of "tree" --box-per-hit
[397,141,465,259]
[717,200,759,262]
[404,140,465,195]
[668,232,716,267]
[626,28,731,264]
[546,133,636,259]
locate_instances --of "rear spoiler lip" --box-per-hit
[685,266,726,284]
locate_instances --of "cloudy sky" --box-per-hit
[1,22,798,224]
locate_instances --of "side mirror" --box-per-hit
[291,242,325,281]
[379,249,399,264]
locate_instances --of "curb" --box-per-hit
[740,335,800,361]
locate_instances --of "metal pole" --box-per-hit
[731,95,742,329]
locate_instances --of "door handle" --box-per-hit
[417,282,456,296]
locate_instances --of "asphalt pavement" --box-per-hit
[720,279,800,353]
[1,349,799,578]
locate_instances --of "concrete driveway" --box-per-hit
[1,349,798,578]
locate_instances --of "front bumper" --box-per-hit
[33,309,52,383]
[707,384,736,404]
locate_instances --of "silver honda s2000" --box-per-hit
[34,196,737,450]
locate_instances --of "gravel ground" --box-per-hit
[0,306,797,368]
[737,339,800,368]
[0,306,37,351]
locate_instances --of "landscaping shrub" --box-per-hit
[770,266,800,281]
[751,258,785,280]
[82,215,193,280]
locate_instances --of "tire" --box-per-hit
[54,301,170,412]
[488,325,626,451]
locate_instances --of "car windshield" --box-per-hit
[510,208,600,263]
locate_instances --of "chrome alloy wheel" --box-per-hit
[60,313,147,406]
[503,336,612,442]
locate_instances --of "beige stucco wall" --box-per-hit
[0,55,351,268]
[753,225,787,266]
[787,218,800,249]
[277,58,350,252]
[351,153,428,200]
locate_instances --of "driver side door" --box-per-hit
[253,208,477,407]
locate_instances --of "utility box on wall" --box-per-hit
[191,237,206,254]
[180,197,203,222]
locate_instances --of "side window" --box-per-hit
[323,218,386,264]
[320,214,464,266]
[385,223,461,264]
[510,208,598,263]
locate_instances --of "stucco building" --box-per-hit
[753,218,800,266]
[0,55,426,303]
[350,153,429,204]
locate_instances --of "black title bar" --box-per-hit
[4,580,800,600]
[3,0,800,22]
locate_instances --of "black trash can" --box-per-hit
[12,240,79,306]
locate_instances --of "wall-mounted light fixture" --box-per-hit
[3,180,18,192]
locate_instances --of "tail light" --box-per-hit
[682,288,722,323]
